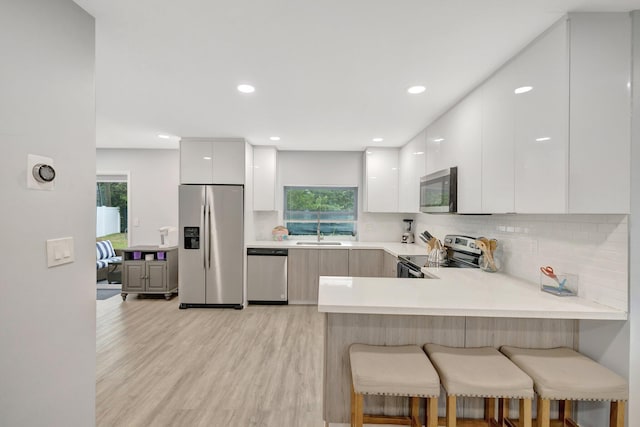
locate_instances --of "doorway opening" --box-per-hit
[96,172,129,296]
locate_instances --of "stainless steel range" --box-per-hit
[397,234,481,278]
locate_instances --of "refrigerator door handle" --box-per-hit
[202,204,208,270]
[207,202,212,270]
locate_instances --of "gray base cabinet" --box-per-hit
[121,246,178,300]
[348,249,383,277]
[288,248,349,304]
[383,252,398,278]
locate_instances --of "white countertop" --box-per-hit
[317,268,627,320]
[246,240,428,257]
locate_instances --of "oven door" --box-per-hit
[420,167,457,213]
[397,261,424,278]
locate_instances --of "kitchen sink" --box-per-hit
[295,241,343,246]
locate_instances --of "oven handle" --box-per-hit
[408,269,424,278]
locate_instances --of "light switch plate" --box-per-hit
[46,237,74,267]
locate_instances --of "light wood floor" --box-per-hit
[96,296,325,426]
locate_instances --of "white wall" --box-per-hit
[0,1,96,426]
[251,151,409,241]
[629,11,640,427]
[97,148,179,246]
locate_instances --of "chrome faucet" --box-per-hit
[316,212,323,241]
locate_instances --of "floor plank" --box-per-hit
[96,296,325,426]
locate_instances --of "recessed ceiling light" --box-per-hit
[269,136,281,141]
[366,151,373,155]
[203,156,212,160]
[433,138,444,142]
[413,151,424,155]
[157,134,171,139]
[391,167,398,171]
[514,86,533,94]
[407,85,426,94]
[535,137,551,142]
[372,137,383,142]
[237,84,255,93]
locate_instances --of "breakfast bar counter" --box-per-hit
[318,269,627,320]
[318,271,627,425]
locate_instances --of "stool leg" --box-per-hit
[353,392,364,427]
[410,396,420,427]
[446,395,456,427]
[610,401,625,427]
[519,398,532,427]
[485,398,496,423]
[425,396,438,427]
[558,400,571,423]
[537,397,550,427]
[499,398,509,425]
[350,383,355,427]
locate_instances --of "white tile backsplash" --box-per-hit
[414,213,628,311]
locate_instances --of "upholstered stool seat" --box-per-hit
[424,343,534,427]
[349,344,440,427]
[500,346,628,427]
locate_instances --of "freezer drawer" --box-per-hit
[247,248,288,304]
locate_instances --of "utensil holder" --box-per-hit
[540,272,578,296]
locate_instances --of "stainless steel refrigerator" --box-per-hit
[178,184,244,309]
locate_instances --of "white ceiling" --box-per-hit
[74,0,640,151]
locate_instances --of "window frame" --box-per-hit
[283,186,358,238]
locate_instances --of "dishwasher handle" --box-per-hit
[247,248,289,256]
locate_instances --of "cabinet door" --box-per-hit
[253,146,277,211]
[383,252,398,278]
[287,249,319,304]
[348,249,384,277]
[445,89,483,213]
[364,148,399,212]
[123,261,145,292]
[482,65,516,213]
[513,20,569,213]
[146,262,167,291]
[399,131,426,213]
[319,249,349,276]
[180,141,214,184]
[212,140,245,184]
[568,13,631,213]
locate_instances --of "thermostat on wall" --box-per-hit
[27,154,55,190]
[33,163,56,183]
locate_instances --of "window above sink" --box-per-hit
[284,186,357,239]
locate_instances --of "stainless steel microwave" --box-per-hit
[420,167,457,213]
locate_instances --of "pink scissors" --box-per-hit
[540,266,566,288]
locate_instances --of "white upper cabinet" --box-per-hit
[513,19,569,213]
[568,13,631,214]
[481,64,516,213]
[363,148,399,212]
[426,89,482,213]
[253,146,277,211]
[398,131,426,213]
[180,139,246,184]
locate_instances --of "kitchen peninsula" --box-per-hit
[318,270,627,424]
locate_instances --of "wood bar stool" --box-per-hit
[500,346,628,427]
[349,344,440,427]
[424,343,534,427]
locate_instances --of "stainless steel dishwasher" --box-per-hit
[247,248,288,304]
